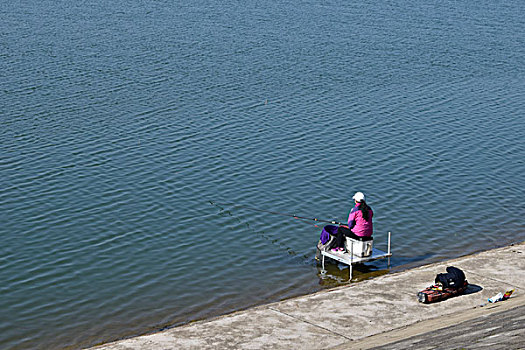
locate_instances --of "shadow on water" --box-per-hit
[315,262,391,287]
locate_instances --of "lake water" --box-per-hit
[1,0,524,348]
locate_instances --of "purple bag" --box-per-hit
[320,225,339,244]
[315,225,338,260]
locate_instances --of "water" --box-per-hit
[1,0,524,348]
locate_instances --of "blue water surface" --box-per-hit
[1,0,524,348]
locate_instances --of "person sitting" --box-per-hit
[332,191,373,252]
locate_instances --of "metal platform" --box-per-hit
[320,232,392,279]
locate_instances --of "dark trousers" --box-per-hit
[334,226,364,248]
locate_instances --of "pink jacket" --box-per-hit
[347,203,373,237]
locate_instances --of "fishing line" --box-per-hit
[209,201,314,264]
[209,201,345,227]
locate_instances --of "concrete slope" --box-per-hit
[92,242,524,350]
[366,303,525,350]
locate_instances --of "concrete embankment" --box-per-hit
[92,242,524,349]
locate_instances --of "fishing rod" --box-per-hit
[210,201,346,226]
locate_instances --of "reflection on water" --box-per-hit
[317,263,392,286]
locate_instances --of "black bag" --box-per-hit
[435,266,466,290]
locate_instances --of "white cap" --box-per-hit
[352,192,365,202]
